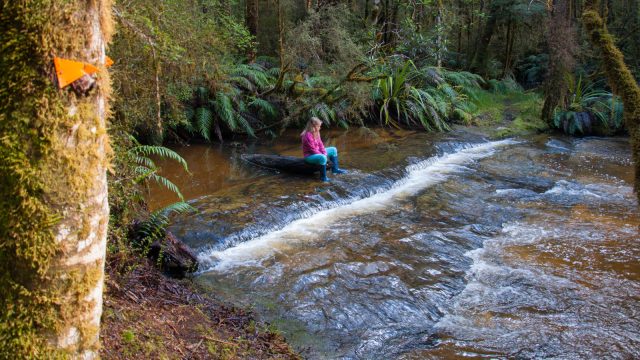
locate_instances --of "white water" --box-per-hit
[199,139,518,271]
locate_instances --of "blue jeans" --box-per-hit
[304,147,337,165]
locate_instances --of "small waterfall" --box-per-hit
[198,139,518,271]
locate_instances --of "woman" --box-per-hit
[301,117,346,181]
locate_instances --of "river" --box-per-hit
[150,128,639,359]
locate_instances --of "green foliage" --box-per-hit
[515,54,549,88]
[133,202,195,252]
[111,0,253,143]
[108,132,192,262]
[181,63,278,141]
[488,76,524,94]
[285,4,366,73]
[372,61,483,131]
[128,137,189,201]
[552,75,624,135]
[0,0,113,356]
[122,329,136,344]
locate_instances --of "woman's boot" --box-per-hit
[329,155,347,174]
[320,164,330,182]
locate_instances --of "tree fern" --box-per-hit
[231,63,272,91]
[553,75,625,135]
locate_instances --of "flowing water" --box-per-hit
[151,128,639,359]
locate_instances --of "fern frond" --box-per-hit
[132,154,156,169]
[420,66,445,86]
[195,86,209,104]
[236,114,256,137]
[149,173,184,200]
[232,64,271,90]
[195,107,213,141]
[229,76,255,92]
[158,201,196,216]
[249,98,277,119]
[215,92,237,131]
[133,166,156,184]
[134,201,196,249]
[130,145,188,171]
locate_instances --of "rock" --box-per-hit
[148,231,198,277]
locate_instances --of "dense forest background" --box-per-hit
[103,0,640,257]
[108,0,639,244]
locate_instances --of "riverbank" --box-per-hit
[100,256,301,359]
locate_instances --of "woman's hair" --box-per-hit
[301,117,322,136]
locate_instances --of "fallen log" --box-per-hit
[241,154,332,175]
[148,231,198,278]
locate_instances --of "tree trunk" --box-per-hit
[277,0,286,71]
[542,0,576,125]
[470,3,499,76]
[0,0,112,358]
[583,0,640,202]
[501,18,514,78]
[246,0,259,62]
[153,48,163,144]
[436,0,444,67]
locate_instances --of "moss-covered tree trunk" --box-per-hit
[583,0,640,203]
[0,0,112,358]
[542,0,576,125]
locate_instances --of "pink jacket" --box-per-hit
[301,131,326,157]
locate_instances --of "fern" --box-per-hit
[195,107,214,141]
[231,63,272,91]
[249,97,277,119]
[553,75,625,135]
[132,154,156,169]
[130,145,188,171]
[148,173,184,201]
[127,137,190,201]
[214,92,237,131]
[236,114,256,137]
[310,102,337,124]
[195,86,209,104]
[134,201,196,251]
[229,76,255,92]
[441,69,483,90]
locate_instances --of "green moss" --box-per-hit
[0,0,113,357]
[583,1,640,202]
[122,329,136,344]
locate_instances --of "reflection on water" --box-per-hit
[158,130,639,359]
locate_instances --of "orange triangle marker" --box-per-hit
[105,56,114,67]
[54,57,86,88]
[83,63,99,75]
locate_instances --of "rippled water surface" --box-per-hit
[153,129,639,359]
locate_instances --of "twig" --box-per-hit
[201,335,239,347]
